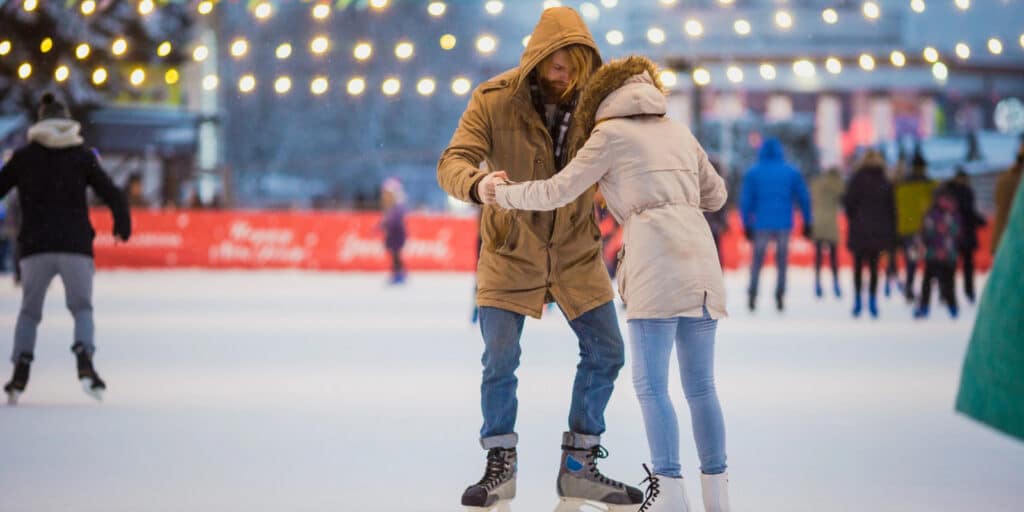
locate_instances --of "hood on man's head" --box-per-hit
[758,138,785,161]
[38,92,70,121]
[516,7,600,89]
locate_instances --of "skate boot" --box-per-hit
[461,447,516,508]
[868,296,879,319]
[557,432,642,509]
[700,472,732,512]
[775,291,784,312]
[747,293,755,312]
[638,464,691,512]
[72,343,106,402]
[814,281,823,299]
[833,278,842,299]
[852,294,863,318]
[4,353,32,406]
[948,304,959,319]
[913,306,930,319]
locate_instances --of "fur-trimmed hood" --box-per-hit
[569,55,666,155]
[27,119,84,149]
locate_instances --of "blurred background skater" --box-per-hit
[810,166,844,299]
[740,138,812,313]
[893,150,938,303]
[0,93,131,405]
[380,177,408,285]
[843,150,897,319]
[945,169,987,304]
[914,186,962,319]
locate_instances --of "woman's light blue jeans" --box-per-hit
[627,307,727,477]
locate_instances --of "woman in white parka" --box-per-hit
[494,56,731,512]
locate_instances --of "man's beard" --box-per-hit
[539,77,570,103]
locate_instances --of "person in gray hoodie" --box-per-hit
[0,93,131,405]
[491,56,731,512]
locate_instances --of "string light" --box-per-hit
[112,38,128,57]
[197,1,213,15]
[954,0,969,11]
[826,57,842,74]
[369,0,389,10]
[484,0,504,15]
[55,65,69,82]
[347,77,367,96]
[81,0,96,16]
[253,2,273,20]
[428,2,447,17]
[822,8,838,24]
[395,41,415,60]
[684,19,704,38]
[476,35,497,55]
[312,3,331,20]
[23,0,37,12]
[910,0,925,13]
[276,43,292,60]
[601,0,617,7]
[659,70,678,88]
[1020,34,1024,49]
[92,67,108,85]
[988,38,1003,55]
[606,30,624,46]
[647,28,666,45]
[311,76,329,95]
[353,43,373,61]
[311,36,330,55]
[522,35,531,48]
[440,34,457,51]
[693,68,711,86]
[417,78,437,96]
[955,42,970,60]
[75,43,91,60]
[382,77,401,96]
[859,54,876,71]
[890,51,907,67]
[231,38,249,59]
[726,65,744,83]
[165,68,179,85]
[202,74,219,91]
[0,41,10,56]
[932,62,948,81]
[129,68,146,87]
[193,45,209,62]
[452,77,472,95]
[40,38,53,54]
[157,41,172,58]
[734,20,751,36]
[862,2,880,20]
[659,0,677,5]
[775,10,793,30]
[138,0,154,16]
[542,0,562,9]
[759,63,777,80]
[579,2,600,21]
[274,76,292,95]
[923,46,939,63]
[239,74,256,93]
[793,59,816,78]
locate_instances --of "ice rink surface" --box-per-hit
[1,269,1021,511]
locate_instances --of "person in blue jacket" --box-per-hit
[740,138,812,312]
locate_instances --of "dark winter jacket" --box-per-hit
[843,165,898,254]
[0,119,131,258]
[921,189,962,264]
[740,138,812,231]
[945,180,987,251]
[381,204,407,252]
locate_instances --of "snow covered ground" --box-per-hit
[0,269,1021,512]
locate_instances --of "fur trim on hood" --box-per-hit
[568,55,665,156]
[27,119,84,149]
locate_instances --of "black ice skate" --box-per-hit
[461,447,517,508]
[72,343,106,402]
[557,433,643,509]
[4,353,32,406]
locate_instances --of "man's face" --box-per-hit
[538,49,574,101]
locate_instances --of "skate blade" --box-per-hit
[81,379,104,402]
[556,497,634,512]
[463,499,513,512]
[5,391,19,406]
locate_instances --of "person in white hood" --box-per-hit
[486,56,732,512]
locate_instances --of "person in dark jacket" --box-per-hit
[843,150,898,319]
[0,93,131,405]
[946,169,987,303]
[915,186,962,319]
[379,177,407,285]
[740,138,812,312]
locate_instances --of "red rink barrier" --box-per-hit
[90,209,992,272]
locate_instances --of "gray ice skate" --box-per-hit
[4,354,32,406]
[461,447,517,508]
[72,343,105,402]
[557,432,642,510]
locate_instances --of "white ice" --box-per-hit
[0,269,1021,511]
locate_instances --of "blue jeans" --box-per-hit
[627,308,727,477]
[477,301,625,449]
[749,229,790,297]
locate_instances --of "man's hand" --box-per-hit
[477,171,508,205]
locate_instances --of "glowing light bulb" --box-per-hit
[54,65,69,82]
[353,43,373,61]
[647,28,666,45]
[193,45,209,62]
[606,30,624,46]
[239,74,256,93]
[476,35,497,54]
[693,68,711,86]
[440,35,457,50]
[452,77,472,95]
[417,78,436,96]
[347,77,367,96]
[822,8,838,24]
[382,77,401,96]
[311,77,329,95]
[202,74,219,90]
[274,76,292,95]
[826,57,843,74]
[92,67,108,85]
[395,41,414,60]
[129,68,146,86]
[276,43,292,60]
[760,63,777,80]
[112,38,127,57]
[734,19,751,36]
[75,43,91,60]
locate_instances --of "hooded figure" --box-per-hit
[0,93,131,406]
[437,8,642,509]
[496,55,731,512]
